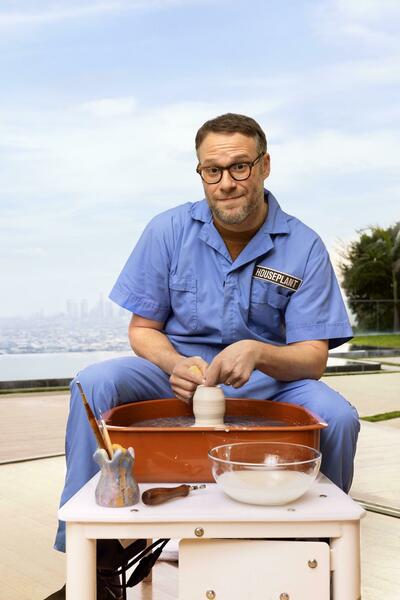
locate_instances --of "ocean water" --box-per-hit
[0,351,131,381]
[0,345,355,382]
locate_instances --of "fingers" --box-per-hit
[173,356,207,385]
[170,355,209,402]
[224,370,252,388]
[170,375,196,402]
[204,357,222,386]
[205,357,252,388]
[188,365,205,385]
[173,386,195,403]
[188,356,208,382]
[170,373,196,390]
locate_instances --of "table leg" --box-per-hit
[144,539,153,582]
[66,523,96,600]
[331,522,361,600]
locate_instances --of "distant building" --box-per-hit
[105,301,114,320]
[80,299,89,320]
[66,299,79,321]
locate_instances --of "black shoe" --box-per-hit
[44,537,162,599]
[43,575,123,600]
[43,586,66,600]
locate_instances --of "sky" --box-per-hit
[1,0,399,317]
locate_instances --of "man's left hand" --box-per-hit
[205,340,259,388]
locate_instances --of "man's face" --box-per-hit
[197,132,270,229]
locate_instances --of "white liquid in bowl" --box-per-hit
[217,469,315,505]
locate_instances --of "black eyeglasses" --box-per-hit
[196,151,265,184]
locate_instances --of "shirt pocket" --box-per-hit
[169,276,197,331]
[249,280,290,339]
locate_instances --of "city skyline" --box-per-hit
[1,294,129,321]
[1,0,399,317]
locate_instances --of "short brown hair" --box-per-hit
[195,113,267,155]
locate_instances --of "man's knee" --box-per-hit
[294,379,360,433]
[69,357,135,414]
[72,357,134,389]
[70,356,170,410]
[308,380,360,440]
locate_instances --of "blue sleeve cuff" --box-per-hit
[286,321,353,349]
[109,287,170,323]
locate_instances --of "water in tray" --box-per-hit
[130,415,288,428]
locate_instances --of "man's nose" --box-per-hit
[218,168,237,191]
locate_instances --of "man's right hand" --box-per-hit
[169,356,208,403]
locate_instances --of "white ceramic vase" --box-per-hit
[192,385,226,427]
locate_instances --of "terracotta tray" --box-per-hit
[103,398,327,483]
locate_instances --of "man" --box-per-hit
[48,113,359,599]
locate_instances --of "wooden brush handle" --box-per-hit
[76,380,111,458]
[142,485,190,506]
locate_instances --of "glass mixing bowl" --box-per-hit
[208,441,321,506]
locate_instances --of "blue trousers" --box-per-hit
[55,356,360,552]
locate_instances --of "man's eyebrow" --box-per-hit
[201,154,251,166]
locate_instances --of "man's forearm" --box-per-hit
[254,340,328,381]
[129,326,184,375]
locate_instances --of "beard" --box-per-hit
[208,192,261,225]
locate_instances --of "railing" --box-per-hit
[348,299,399,334]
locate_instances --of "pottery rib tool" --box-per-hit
[76,380,112,459]
[142,484,206,506]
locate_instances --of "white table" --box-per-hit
[58,474,365,600]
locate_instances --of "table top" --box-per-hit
[58,473,365,524]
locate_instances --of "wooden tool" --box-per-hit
[142,484,206,506]
[100,419,114,458]
[76,380,112,459]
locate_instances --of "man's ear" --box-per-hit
[262,152,271,179]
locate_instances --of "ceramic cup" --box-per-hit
[192,385,226,427]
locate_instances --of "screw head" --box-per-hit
[206,591,216,599]
[308,559,318,569]
[195,526,204,537]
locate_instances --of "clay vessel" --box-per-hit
[192,385,226,427]
[93,446,139,507]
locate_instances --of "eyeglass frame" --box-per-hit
[196,151,266,184]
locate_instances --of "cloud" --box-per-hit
[330,0,400,22]
[272,129,399,183]
[311,0,400,50]
[6,246,47,258]
[0,0,204,29]
[78,97,138,118]
[230,55,400,102]
[1,89,398,209]
[1,96,398,270]
[311,0,400,53]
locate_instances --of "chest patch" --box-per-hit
[253,264,302,291]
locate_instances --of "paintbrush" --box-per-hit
[100,417,114,458]
[76,380,112,459]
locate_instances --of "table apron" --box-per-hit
[80,520,350,540]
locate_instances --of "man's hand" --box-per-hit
[205,340,259,388]
[169,356,208,403]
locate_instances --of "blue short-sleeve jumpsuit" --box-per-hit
[54,191,359,552]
